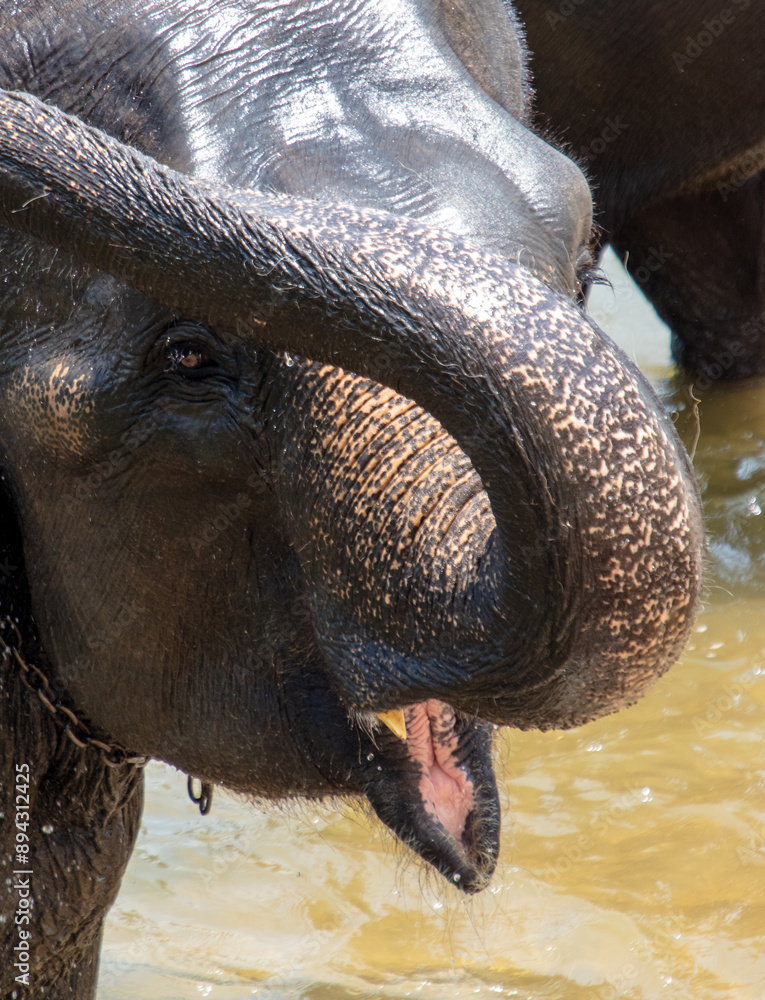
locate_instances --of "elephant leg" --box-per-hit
[609,170,765,380]
[1,667,144,1000]
[1,482,145,999]
[38,926,102,999]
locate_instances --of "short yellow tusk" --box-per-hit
[376,709,407,742]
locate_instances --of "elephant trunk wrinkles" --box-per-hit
[0,90,704,728]
[275,362,504,687]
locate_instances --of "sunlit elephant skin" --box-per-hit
[515,0,765,379]
[0,2,703,996]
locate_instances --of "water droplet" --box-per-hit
[366,753,375,762]
[452,872,461,882]
[377,765,382,771]
[41,824,54,835]
[284,352,294,367]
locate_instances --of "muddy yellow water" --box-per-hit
[98,252,765,999]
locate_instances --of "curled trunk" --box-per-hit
[0,90,704,727]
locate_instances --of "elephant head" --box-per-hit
[0,0,703,922]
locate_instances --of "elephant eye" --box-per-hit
[165,342,217,378]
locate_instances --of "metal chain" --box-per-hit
[187,775,214,815]
[3,617,214,812]
[1,618,148,768]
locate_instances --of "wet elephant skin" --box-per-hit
[0,2,703,996]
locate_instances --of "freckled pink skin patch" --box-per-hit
[404,700,475,842]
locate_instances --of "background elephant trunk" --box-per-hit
[0,90,704,728]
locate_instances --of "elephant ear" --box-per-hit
[0,226,90,695]
[430,0,531,121]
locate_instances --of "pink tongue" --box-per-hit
[403,699,475,842]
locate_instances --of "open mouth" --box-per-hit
[362,699,500,893]
[282,645,499,893]
[400,701,477,841]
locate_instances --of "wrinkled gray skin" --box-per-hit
[0,2,704,997]
[515,0,765,379]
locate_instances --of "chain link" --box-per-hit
[2,618,148,768]
[187,775,214,815]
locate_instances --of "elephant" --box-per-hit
[0,1,704,996]
[514,0,765,380]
